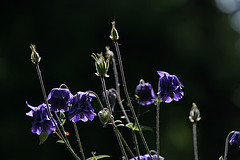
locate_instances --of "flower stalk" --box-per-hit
[100,76,129,159]
[223,131,236,160]
[156,78,161,160]
[31,45,80,160]
[73,122,86,160]
[113,40,153,160]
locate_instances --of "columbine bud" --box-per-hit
[30,44,41,64]
[98,108,109,127]
[109,21,119,41]
[103,89,117,111]
[92,53,110,77]
[189,102,201,123]
[105,46,114,58]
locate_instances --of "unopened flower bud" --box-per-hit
[109,21,119,41]
[189,102,201,123]
[98,108,109,127]
[105,46,114,58]
[92,53,110,77]
[102,89,117,111]
[30,44,41,64]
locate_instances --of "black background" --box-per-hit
[1,0,240,160]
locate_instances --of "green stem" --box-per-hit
[156,102,160,160]
[193,123,199,160]
[100,76,129,160]
[111,88,140,158]
[156,78,161,160]
[111,56,121,97]
[35,63,81,160]
[73,122,86,160]
[224,131,236,160]
[54,112,72,147]
[113,41,153,160]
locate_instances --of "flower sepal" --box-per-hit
[92,53,110,77]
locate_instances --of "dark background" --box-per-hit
[1,0,240,160]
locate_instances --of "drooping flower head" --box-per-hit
[47,88,72,112]
[26,102,56,135]
[103,89,117,111]
[157,71,184,103]
[129,154,164,160]
[135,79,155,106]
[68,92,96,123]
[229,131,240,147]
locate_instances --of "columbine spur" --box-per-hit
[135,79,155,106]
[47,88,72,112]
[157,71,184,103]
[26,102,56,135]
[68,92,96,123]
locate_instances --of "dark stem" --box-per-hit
[224,131,236,160]
[111,56,121,97]
[113,41,153,160]
[193,123,199,160]
[111,88,140,158]
[35,63,80,160]
[73,122,86,160]
[100,76,129,160]
[156,78,161,160]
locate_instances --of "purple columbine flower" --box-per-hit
[47,88,72,112]
[135,79,155,106]
[157,71,184,103]
[230,132,240,147]
[129,154,164,160]
[26,102,56,135]
[68,92,96,123]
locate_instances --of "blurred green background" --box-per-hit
[1,0,240,159]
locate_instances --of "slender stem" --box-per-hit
[224,131,236,160]
[111,56,121,96]
[54,112,72,147]
[156,102,160,160]
[35,63,80,160]
[86,90,105,110]
[156,78,161,160]
[100,76,129,160]
[113,41,153,160]
[73,122,86,160]
[193,123,199,160]
[110,88,129,122]
[111,88,140,157]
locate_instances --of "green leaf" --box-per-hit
[61,119,66,126]
[114,120,122,123]
[219,156,223,160]
[133,125,153,132]
[39,131,48,145]
[116,124,125,127]
[86,155,110,160]
[125,122,133,129]
[56,140,64,144]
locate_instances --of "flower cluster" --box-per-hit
[129,154,164,160]
[135,71,184,106]
[26,88,96,135]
